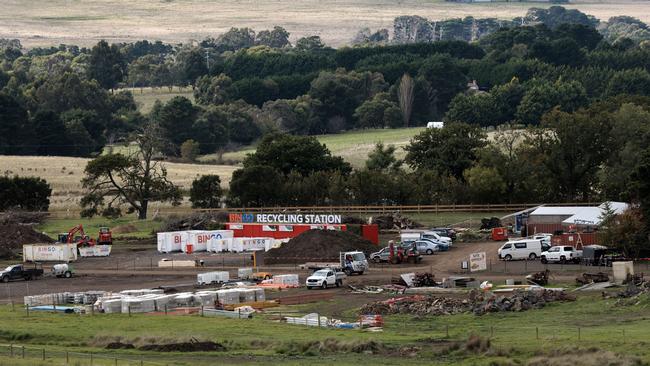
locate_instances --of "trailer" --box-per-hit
[78,245,111,257]
[157,231,188,253]
[197,271,230,285]
[23,244,78,262]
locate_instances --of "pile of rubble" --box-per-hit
[360,289,575,316]
[161,212,229,231]
[371,213,422,230]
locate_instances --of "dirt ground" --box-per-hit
[2,238,634,304]
[1,0,648,48]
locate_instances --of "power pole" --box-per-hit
[205,49,210,72]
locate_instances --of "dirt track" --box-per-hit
[2,238,632,304]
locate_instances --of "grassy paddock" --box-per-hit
[0,295,648,365]
[0,156,238,211]
[210,127,426,167]
[120,87,195,113]
[2,0,648,48]
[35,217,162,240]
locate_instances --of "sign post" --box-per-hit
[469,252,487,272]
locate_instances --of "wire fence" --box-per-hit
[0,344,166,366]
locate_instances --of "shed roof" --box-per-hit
[529,202,628,226]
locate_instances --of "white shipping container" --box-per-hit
[208,238,232,253]
[197,271,230,285]
[238,268,253,279]
[242,237,274,252]
[157,232,187,253]
[184,230,234,253]
[23,243,77,262]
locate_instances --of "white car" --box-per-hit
[541,246,582,264]
[421,231,452,245]
[306,269,344,289]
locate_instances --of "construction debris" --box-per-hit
[479,217,502,230]
[371,213,422,230]
[359,289,575,316]
[576,272,610,285]
[526,270,550,286]
[412,272,438,287]
[161,212,229,231]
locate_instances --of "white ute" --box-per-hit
[541,246,582,264]
[306,269,345,289]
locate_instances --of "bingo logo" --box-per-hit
[228,213,255,223]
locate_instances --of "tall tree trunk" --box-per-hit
[139,200,148,220]
[397,74,415,127]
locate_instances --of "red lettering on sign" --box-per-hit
[229,214,242,223]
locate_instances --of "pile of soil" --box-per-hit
[105,342,135,350]
[0,211,49,225]
[139,341,226,352]
[161,212,228,231]
[0,223,54,259]
[112,224,137,234]
[264,230,378,264]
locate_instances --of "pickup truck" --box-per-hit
[305,269,345,289]
[540,246,582,264]
[1,264,44,282]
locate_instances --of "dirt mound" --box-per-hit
[264,230,378,264]
[161,212,228,231]
[112,224,137,234]
[0,211,49,225]
[139,341,225,352]
[105,342,135,349]
[0,223,54,259]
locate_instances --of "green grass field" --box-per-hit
[0,294,648,365]
[122,87,195,113]
[205,127,426,167]
[35,217,163,240]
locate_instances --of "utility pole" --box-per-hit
[205,49,210,72]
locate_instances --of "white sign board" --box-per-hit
[469,252,487,272]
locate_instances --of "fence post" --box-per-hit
[42,348,45,360]
[536,327,539,340]
[66,351,69,364]
[623,329,626,344]
[578,327,581,341]
[317,313,321,327]
[90,352,93,365]
[10,344,12,357]
[25,305,29,317]
[201,306,204,317]
[21,346,24,358]
[115,357,118,366]
[165,304,168,315]
[141,358,144,366]
[445,325,449,338]
[490,326,494,338]
[128,305,131,317]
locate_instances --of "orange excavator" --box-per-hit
[58,225,112,247]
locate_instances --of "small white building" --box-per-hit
[427,121,444,129]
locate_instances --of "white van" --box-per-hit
[498,239,543,261]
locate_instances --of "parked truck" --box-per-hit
[0,264,44,282]
[305,269,345,289]
[310,251,368,275]
[541,246,582,264]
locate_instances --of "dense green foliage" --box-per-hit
[0,176,51,211]
[1,8,649,158]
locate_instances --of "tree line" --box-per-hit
[1,7,650,158]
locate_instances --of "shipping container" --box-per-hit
[23,243,77,262]
[197,271,230,285]
[156,231,187,253]
[184,230,234,253]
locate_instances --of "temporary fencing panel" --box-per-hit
[78,245,112,257]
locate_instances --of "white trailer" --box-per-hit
[229,237,274,252]
[157,232,187,253]
[197,271,230,285]
[208,238,232,253]
[23,244,77,262]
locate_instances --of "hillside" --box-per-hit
[0,156,238,211]
[1,0,648,48]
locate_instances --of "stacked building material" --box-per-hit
[272,274,300,286]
